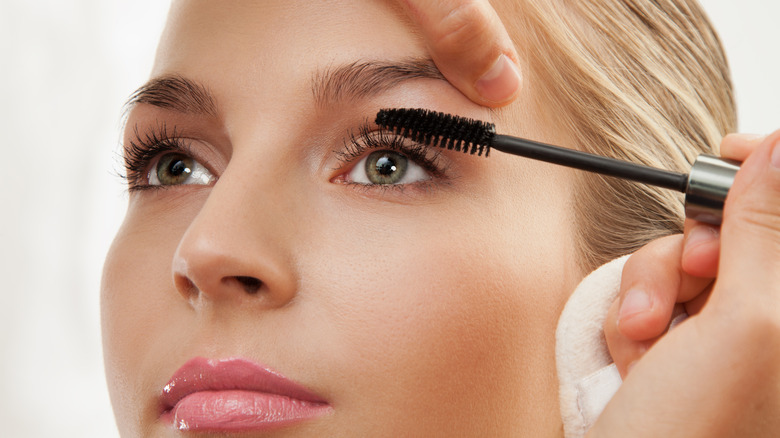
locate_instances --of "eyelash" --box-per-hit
[122,120,446,192]
[123,123,195,191]
[336,121,446,182]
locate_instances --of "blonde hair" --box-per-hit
[501,0,736,271]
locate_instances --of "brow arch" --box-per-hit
[312,58,445,108]
[124,75,218,117]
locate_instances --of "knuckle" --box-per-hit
[725,142,780,236]
[726,198,780,239]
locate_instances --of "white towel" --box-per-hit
[556,256,628,438]
[555,255,690,437]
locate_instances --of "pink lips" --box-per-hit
[160,357,331,432]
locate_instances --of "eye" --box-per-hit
[347,150,430,185]
[149,152,214,186]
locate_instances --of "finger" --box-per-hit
[605,297,652,378]
[681,219,720,278]
[720,133,767,161]
[681,132,767,277]
[594,133,780,435]
[398,0,522,106]
[716,130,780,311]
[617,235,711,340]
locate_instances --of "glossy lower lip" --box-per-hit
[160,357,331,432]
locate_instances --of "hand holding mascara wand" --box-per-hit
[376,108,741,225]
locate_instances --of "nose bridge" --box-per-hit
[172,154,299,309]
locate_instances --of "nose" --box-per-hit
[172,166,298,310]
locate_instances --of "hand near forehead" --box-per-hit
[397,0,522,107]
[596,132,780,437]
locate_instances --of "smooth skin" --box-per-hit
[102,1,581,436]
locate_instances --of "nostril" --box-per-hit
[235,276,263,294]
[175,275,199,298]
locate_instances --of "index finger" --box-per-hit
[397,0,522,106]
[720,133,767,161]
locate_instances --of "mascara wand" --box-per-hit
[376,108,740,225]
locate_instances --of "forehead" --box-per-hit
[153,0,425,80]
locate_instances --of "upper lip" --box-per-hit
[160,356,327,412]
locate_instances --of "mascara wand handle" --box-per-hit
[685,155,741,225]
[491,134,689,192]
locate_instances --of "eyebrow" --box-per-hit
[124,75,218,117]
[312,58,445,107]
[124,58,446,116]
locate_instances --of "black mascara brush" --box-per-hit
[376,108,741,225]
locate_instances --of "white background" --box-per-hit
[0,1,777,436]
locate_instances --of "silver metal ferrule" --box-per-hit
[684,154,741,225]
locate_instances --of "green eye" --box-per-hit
[150,153,214,186]
[347,150,429,186]
[365,151,409,185]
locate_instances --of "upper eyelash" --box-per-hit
[337,120,446,179]
[123,120,446,192]
[123,122,192,190]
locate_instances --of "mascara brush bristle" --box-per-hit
[376,108,496,156]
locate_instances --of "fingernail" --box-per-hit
[475,54,521,104]
[619,288,652,320]
[685,224,719,250]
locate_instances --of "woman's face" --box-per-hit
[102,0,580,436]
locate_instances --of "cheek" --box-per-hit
[100,195,202,430]
[303,187,573,434]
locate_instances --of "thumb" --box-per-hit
[716,130,780,310]
[398,0,522,106]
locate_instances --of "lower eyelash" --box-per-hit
[343,178,444,196]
